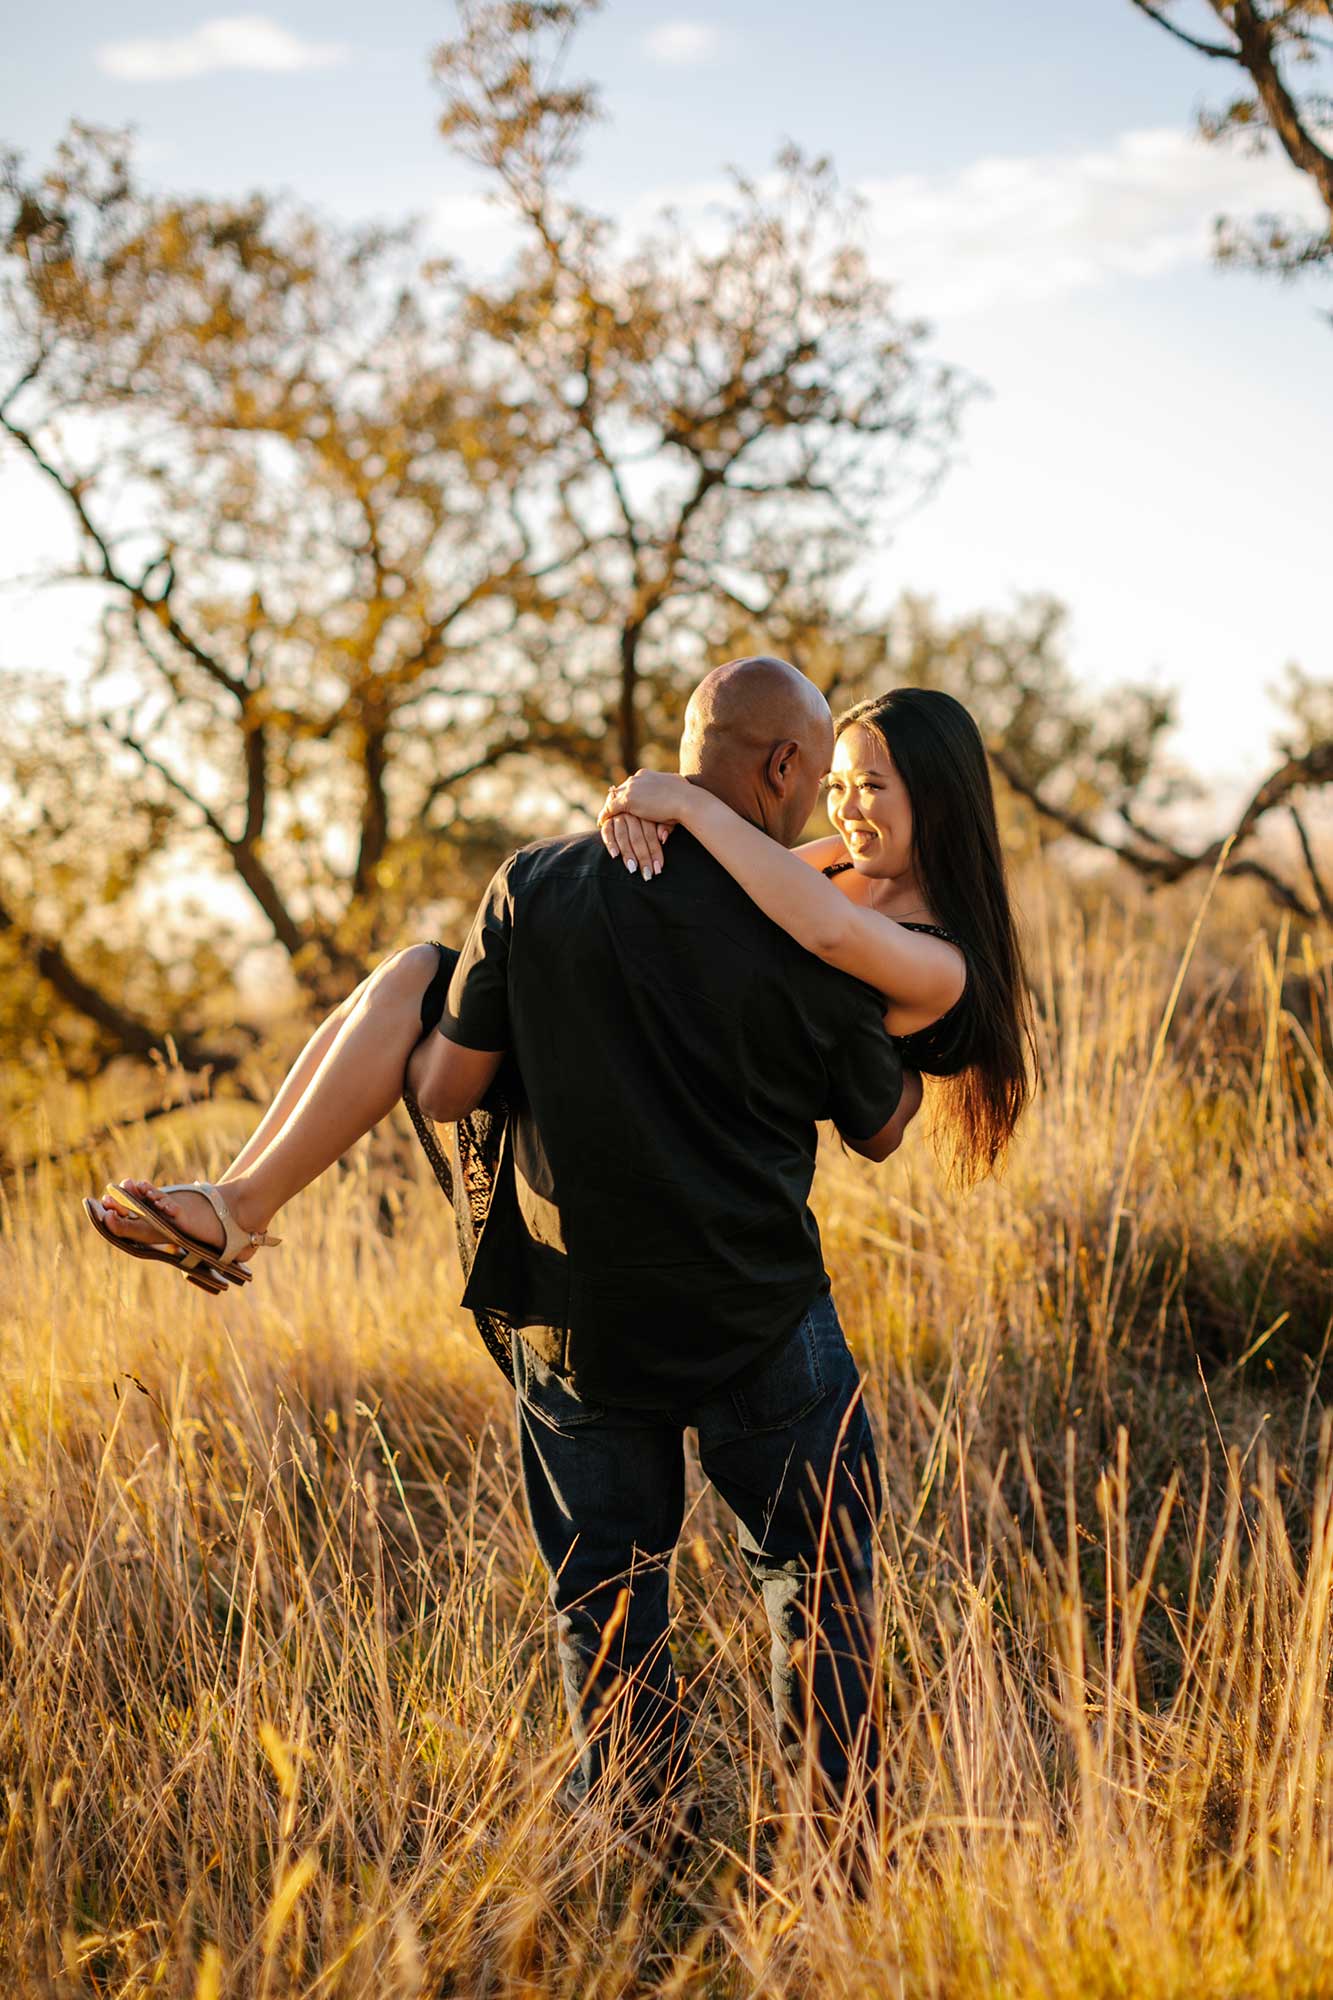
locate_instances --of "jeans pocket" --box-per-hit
[726,1307,829,1438]
[515,1330,608,1432]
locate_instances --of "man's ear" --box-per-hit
[765,739,801,795]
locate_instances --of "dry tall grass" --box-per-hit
[2,875,1332,1997]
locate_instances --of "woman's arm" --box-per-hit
[600,771,965,1018]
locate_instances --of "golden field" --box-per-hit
[2,870,1333,1998]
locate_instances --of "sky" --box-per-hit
[3,0,1330,802]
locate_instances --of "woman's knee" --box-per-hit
[360,943,440,1011]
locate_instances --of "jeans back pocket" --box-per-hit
[514,1329,609,1432]
[726,1307,829,1438]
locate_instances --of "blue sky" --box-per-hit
[4,1,1331,795]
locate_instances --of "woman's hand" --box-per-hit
[601,811,670,877]
[598,770,695,876]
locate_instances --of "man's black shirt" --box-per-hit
[439,827,903,1405]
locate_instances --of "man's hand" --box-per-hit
[882,1067,924,1153]
[839,1068,923,1163]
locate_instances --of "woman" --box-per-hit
[86,687,1032,1309]
[601,686,1033,1185]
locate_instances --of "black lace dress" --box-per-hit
[402,943,518,1382]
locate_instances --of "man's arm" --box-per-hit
[824,991,913,1163]
[409,854,515,1121]
[408,1035,504,1123]
[838,1068,923,1163]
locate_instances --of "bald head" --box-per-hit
[680,656,833,847]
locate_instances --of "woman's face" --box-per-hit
[826,724,915,878]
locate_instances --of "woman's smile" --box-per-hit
[826,724,914,879]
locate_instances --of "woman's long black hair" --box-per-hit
[836,687,1036,1181]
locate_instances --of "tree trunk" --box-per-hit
[353,720,390,900]
[618,621,643,774]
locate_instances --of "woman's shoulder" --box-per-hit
[794,834,848,873]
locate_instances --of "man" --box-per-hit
[411,656,915,1837]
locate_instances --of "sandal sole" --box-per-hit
[83,1198,229,1295]
[102,1183,255,1286]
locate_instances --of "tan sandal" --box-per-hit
[83,1197,230,1295]
[100,1180,282,1290]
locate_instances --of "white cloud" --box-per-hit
[97,15,351,83]
[427,192,523,272]
[858,126,1327,319]
[432,126,1326,321]
[644,21,723,67]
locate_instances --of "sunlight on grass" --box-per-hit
[2,881,1331,1995]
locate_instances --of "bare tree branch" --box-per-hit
[111,722,319,965]
[1,409,249,704]
[1291,804,1333,919]
[1,1085,262,1182]
[0,885,240,1074]
[0,347,49,421]
[993,737,1333,920]
[415,733,570,823]
[1222,0,1333,216]
[1129,0,1238,60]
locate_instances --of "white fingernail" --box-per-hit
[625,858,638,874]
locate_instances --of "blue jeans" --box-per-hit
[513,1288,882,1809]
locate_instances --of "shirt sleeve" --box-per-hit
[438,856,516,1052]
[824,990,904,1142]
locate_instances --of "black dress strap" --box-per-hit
[898,919,965,951]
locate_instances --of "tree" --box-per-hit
[432,0,961,773]
[957,2,1333,916]
[0,0,963,1068]
[1129,1,1333,288]
[0,123,573,1046]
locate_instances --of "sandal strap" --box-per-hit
[156,1182,283,1261]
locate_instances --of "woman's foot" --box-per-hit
[98,1178,268,1262]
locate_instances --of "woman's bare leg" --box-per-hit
[101,945,442,1257]
[224,994,355,1179]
